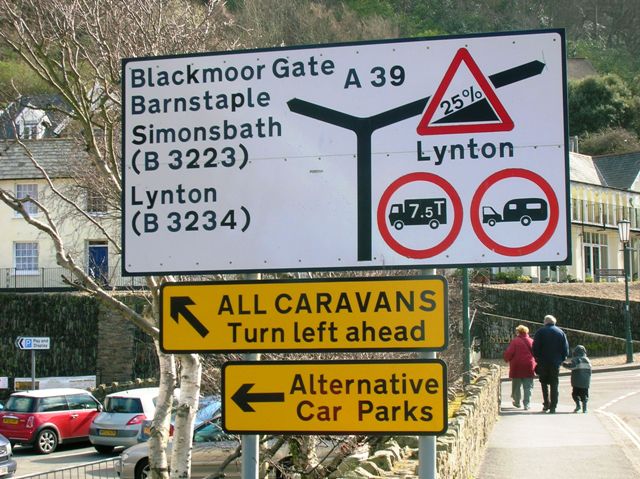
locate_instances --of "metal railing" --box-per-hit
[15,458,120,479]
[0,267,147,292]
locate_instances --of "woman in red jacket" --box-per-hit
[503,325,537,410]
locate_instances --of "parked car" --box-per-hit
[136,395,221,443]
[0,388,102,454]
[119,414,367,479]
[0,434,17,478]
[90,388,168,453]
[120,417,242,479]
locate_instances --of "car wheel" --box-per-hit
[135,459,150,479]
[35,428,58,454]
[94,445,115,454]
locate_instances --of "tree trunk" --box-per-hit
[170,354,202,479]
[148,343,176,479]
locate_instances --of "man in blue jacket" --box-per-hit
[532,314,569,413]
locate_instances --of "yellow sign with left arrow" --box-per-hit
[160,276,447,353]
[222,359,447,434]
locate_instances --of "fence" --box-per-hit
[16,458,120,479]
[0,267,147,292]
[0,267,246,292]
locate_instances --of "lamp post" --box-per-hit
[617,220,634,363]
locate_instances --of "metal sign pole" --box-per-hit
[31,350,36,390]
[462,268,471,386]
[419,352,437,479]
[242,273,260,479]
[241,353,260,479]
[420,268,437,479]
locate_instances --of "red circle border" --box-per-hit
[377,173,463,259]
[470,168,559,256]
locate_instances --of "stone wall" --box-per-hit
[474,313,639,359]
[96,297,158,384]
[337,365,502,478]
[0,292,158,386]
[96,302,136,384]
[473,286,640,359]
[436,365,501,478]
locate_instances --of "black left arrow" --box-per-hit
[231,384,285,412]
[170,296,209,338]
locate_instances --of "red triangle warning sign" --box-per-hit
[417,48,514,135]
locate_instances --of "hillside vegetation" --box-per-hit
[2,0,639,153]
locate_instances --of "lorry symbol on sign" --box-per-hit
[388,198,447,230]
[482,198,548,227]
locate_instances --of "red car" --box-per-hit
[0,388,102,454]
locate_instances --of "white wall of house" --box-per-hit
[1,148,638,286]
[0,177,121,287]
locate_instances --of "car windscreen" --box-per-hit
[104,397,143,413]
[4,396,36,413]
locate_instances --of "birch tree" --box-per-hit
[0,1,235,478]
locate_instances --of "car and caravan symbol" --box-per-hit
[388,198,447,230]
[482,198,548,227]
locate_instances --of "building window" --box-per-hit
[87,189,107,215]
[18,117,48,139]
[14,242,39,273]
[15,183,39,216]
[582,232,609,279]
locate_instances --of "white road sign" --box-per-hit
[15,337,50,350]
[122,29,569,275]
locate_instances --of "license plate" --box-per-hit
[2,418,18,425]
[99,429,117,437]
[142,426,151,436]
[0,466,8,475]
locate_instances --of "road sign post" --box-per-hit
[223,360,447,435]
[15,337,50,389]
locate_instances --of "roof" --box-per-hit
[569,152,605,186]
[0,138,86,180]
[11,388,93,397]
[105,387,160,398]
[0,94,71,139]
[592,151,640,191]
[1,141,637,196]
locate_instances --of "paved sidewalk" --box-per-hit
[476,362,640,479]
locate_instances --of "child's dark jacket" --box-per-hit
[562,345,592,389]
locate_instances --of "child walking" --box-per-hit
[562,345,592,413]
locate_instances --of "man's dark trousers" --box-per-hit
[537,363,560,411]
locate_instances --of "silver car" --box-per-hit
[90,388,162,453]
[118,419,241,479]
[118,419,367,479]
[0,434,16,479]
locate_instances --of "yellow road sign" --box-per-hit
[222,359,447,434]
[160,276,447,353]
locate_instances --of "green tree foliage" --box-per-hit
[232,0,398,48]
[579,127,640,156]
[568,74,639,137]
[0,57,53,105]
